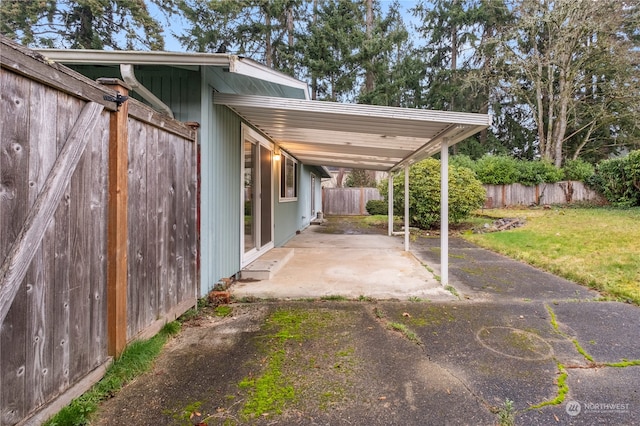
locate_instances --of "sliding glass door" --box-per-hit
[242,126,273,266]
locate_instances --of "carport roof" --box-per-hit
[38,48,491,172]
[214,93,490,172]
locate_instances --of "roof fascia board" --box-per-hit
[36,49,231,66]
[231,57,309,99]
[36,50,309,97]
[214,93,490,126]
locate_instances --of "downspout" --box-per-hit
[119,64,174,118]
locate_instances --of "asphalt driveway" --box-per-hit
[90,221,640,425]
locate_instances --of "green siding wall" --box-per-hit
[199,97,242,293]
[69,65,201,123]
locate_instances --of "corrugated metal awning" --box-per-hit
[213,93,491,172]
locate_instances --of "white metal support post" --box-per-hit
[388,173,394,236]
[440,140,449,286]
[404,165,410,252]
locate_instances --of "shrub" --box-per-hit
[379,158,486,229]
[365,199,387,215]
[474,155,519,184]
[518,160,564,186]
[563,158,595,182]
[588,150,640,206]
[450,154,476,172]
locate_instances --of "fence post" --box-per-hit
[98,78,130,358]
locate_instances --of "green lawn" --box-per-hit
[462,207,640,305]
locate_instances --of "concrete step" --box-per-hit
[241,248,295,280]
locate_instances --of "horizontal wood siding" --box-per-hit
[1,36,198,424]
[322,188,383,215]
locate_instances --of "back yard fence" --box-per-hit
[322,187,383,215]
[323,181,603,215]
[0,36,198,425]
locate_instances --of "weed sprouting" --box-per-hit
[387,322,422,345]
[497,398,516,426]
[445,285,459,299]
[373,307,386,319]
[321,295,348,301]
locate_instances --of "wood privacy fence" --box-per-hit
[322,187,383,215]
[483,181,603,208]
[0,37,198,425]
[323,181,602,215]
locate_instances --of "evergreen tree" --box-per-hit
[357,0,424,108]
[0,0,167,50]
[176,0,306,75]
[298,0,365,101]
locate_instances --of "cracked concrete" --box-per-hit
[90,222,640,426]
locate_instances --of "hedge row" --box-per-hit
[587,150,640,207]
[450,155,594,186]
[452,151,640,206]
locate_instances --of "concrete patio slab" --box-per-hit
[232,228,453,301]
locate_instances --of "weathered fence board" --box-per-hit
[125,115,198,341]
[322,187,383,215]
[323,181,603,216]
[1,35,198,425]
[483,181,603,208]
[0,100,103,323]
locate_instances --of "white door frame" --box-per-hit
[241,124,274,267]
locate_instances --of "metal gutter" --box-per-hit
[120,64,174,118]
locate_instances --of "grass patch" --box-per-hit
[214,305,233,317]
[44,322,181,426]
[320,295,348,301]
[358,294,375,302]
[387,322,422,345]
[445,285,460,299]
[465,208,640,305]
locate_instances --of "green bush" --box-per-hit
[588,150,640,206]
[474,155,520,185]
[518,160,564,186]
[365,199,387,215]
[379,158,486,229]
[563,158,595,182]
[450,154,476,172]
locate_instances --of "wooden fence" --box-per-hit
[322,187,383,215]
[483,181,603,208]
[323,181,603,215]
[0,37,198,425]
